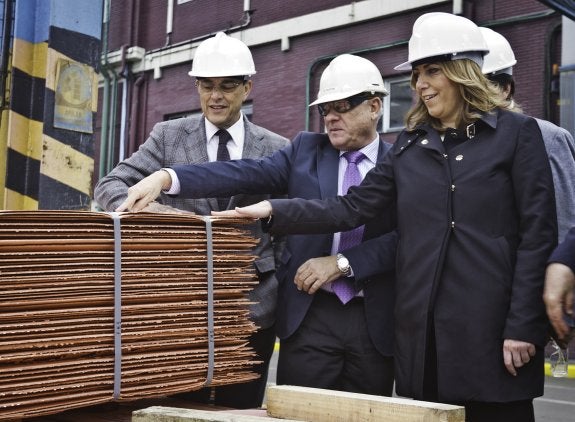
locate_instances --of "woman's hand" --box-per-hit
[211,200,273,218]
[503,339,536,376]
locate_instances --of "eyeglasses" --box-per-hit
[317,95,372,116]
[196,79,244,94]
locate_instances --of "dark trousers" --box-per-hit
[464,400,534,422]
[277,290,394,395]
[176,324,276,409]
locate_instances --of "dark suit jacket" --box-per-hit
[94,115,290,329]
[173,131,397,356]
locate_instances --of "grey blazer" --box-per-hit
[94,115,290,329]
[536,118,575,242]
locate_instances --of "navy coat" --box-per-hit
[173,132,397,356]
[267,110,557,403]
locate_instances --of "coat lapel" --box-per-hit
[242,117,265,159]
[183,116,210,164]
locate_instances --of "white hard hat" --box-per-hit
[309,54,388,106]
[395,12,489,71]
[189,32,256,78]
[480,27,516,75]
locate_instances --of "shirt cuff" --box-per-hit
[162,168,180,195]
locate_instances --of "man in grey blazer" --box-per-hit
[94,32,289,409]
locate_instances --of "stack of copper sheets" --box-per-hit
[0,211,260,420]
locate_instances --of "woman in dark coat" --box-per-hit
[217,13,557,422]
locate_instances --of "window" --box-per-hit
[379,77,413,133]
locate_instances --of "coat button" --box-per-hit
[455,154,463,161]
[451,221,455,229]
[421,139,429,145]
[451,184,456,191]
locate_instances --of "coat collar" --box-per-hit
[394,110,499,155]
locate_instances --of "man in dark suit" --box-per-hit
[117,54,397,396]
[94,32,289,409]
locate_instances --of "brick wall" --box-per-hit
[102,0,563,149]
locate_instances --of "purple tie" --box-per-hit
[216,129,231,210]
[332,151,366,304]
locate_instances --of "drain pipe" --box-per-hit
[99,0,112,179]
[128,73,145,157]
[118,45,129,162]
[146,0,253,56]
[106,64,119,174]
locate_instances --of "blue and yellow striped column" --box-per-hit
[2,0,102,210]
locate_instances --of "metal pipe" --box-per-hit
[165,0,174,46]
[119,78,128,162]
[146,4,254,55]
[128,73,145,157]
[117,45,129,162]
[106,68,119,173]
[99,0,112,180]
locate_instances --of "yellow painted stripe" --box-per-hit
[4,188,39,210]
[544,362,575,378]
[12,40,97,113]
[12,38,48,80]
[6,111,43,160]
[41,135,94,195]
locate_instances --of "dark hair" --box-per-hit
[487,73,515,98]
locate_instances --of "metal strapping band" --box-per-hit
[110,212,122,400]
[202,216,215,387]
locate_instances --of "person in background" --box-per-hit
[544,226,575,345]
[480,26,575,242]
[115,54,398,396]
[205,13,557,422]
[94,32,289,409]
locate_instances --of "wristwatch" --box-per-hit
[336,253,351,276]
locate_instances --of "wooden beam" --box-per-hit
[132,406,302,422]
[265,385,465,422]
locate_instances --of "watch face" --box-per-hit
[337,255,349,272]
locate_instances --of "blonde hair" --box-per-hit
[405,59,507,131]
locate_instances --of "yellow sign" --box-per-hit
[54,59,93,133]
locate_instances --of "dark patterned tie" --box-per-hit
[332,150,366,304]
[216,129,231,210]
